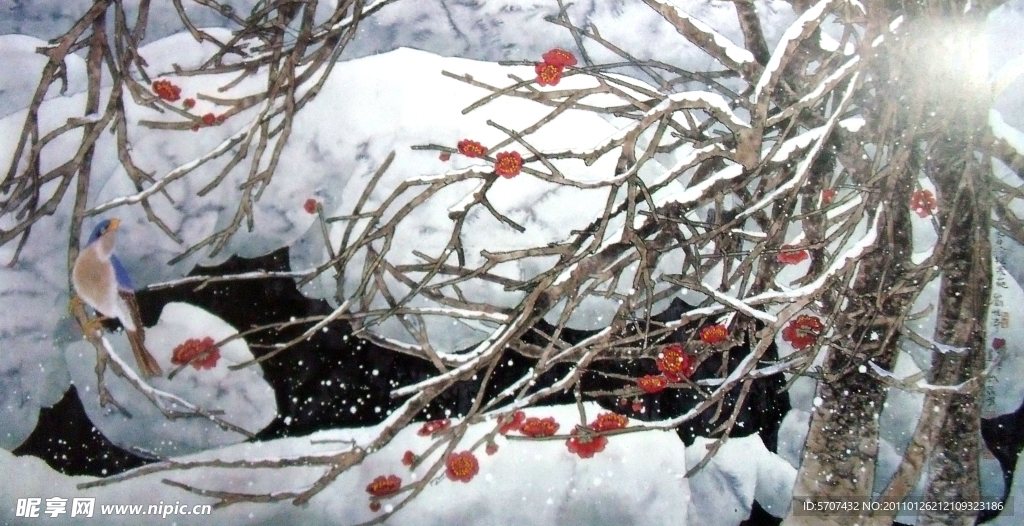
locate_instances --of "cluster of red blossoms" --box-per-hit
[821,188,838,206]
[201,113,226,125]
[634,343,698,395]
[365,474,402,512]
[444,51,576,176]
[776,244,809,265]
[417,418,451,437]
[192,112,227,132]
[498,410,526,434]
[699,324,728,345]
[151,79,228,131]
[910,189,937,218]
[381,410,631,497]
[656,343,696,382]
[445,451,480,482]
[510,411,629,459]
[450,138,523,178]
[782,314,824,350]
[566,412,629,459]
[534,48,577,87]
[520,416,560,437]
[444,53,574,178]
[637,332,715,394]
[637,374,668,394]
[152,79,181,102]
[170,337,221,370]
[457,139,486,158]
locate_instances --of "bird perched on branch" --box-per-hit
[72,218,163,377]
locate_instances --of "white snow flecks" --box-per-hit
[64,303,275,455]
[0,403,689,526]
[777,409,811,468]
[0,0,804,452]
[895,258,1024,419]
[0,191,78,449]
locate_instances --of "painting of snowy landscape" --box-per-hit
[2,0,1024,525]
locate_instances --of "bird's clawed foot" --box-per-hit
[80,315,111,337]
[70,296,110,336]
[68,295,83,316]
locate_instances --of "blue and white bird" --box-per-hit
[72,218,163,377]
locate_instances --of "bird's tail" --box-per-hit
[127,330,163,377]
[118,290,162,377]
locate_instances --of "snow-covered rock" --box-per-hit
[0,34,88,117]
[0,403,689,525]
[64,303,276,455]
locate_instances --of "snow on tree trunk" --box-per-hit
[5,0,1023,523]
[917,8,992,525]
[786,2,1000,525]
[784,177,915,526]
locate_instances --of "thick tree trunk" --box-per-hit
[918,55,992,526]
[783,175,916,526]
[783,2,994,525]
[882,5,992,526]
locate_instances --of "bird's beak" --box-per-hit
[108,218,121,230]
